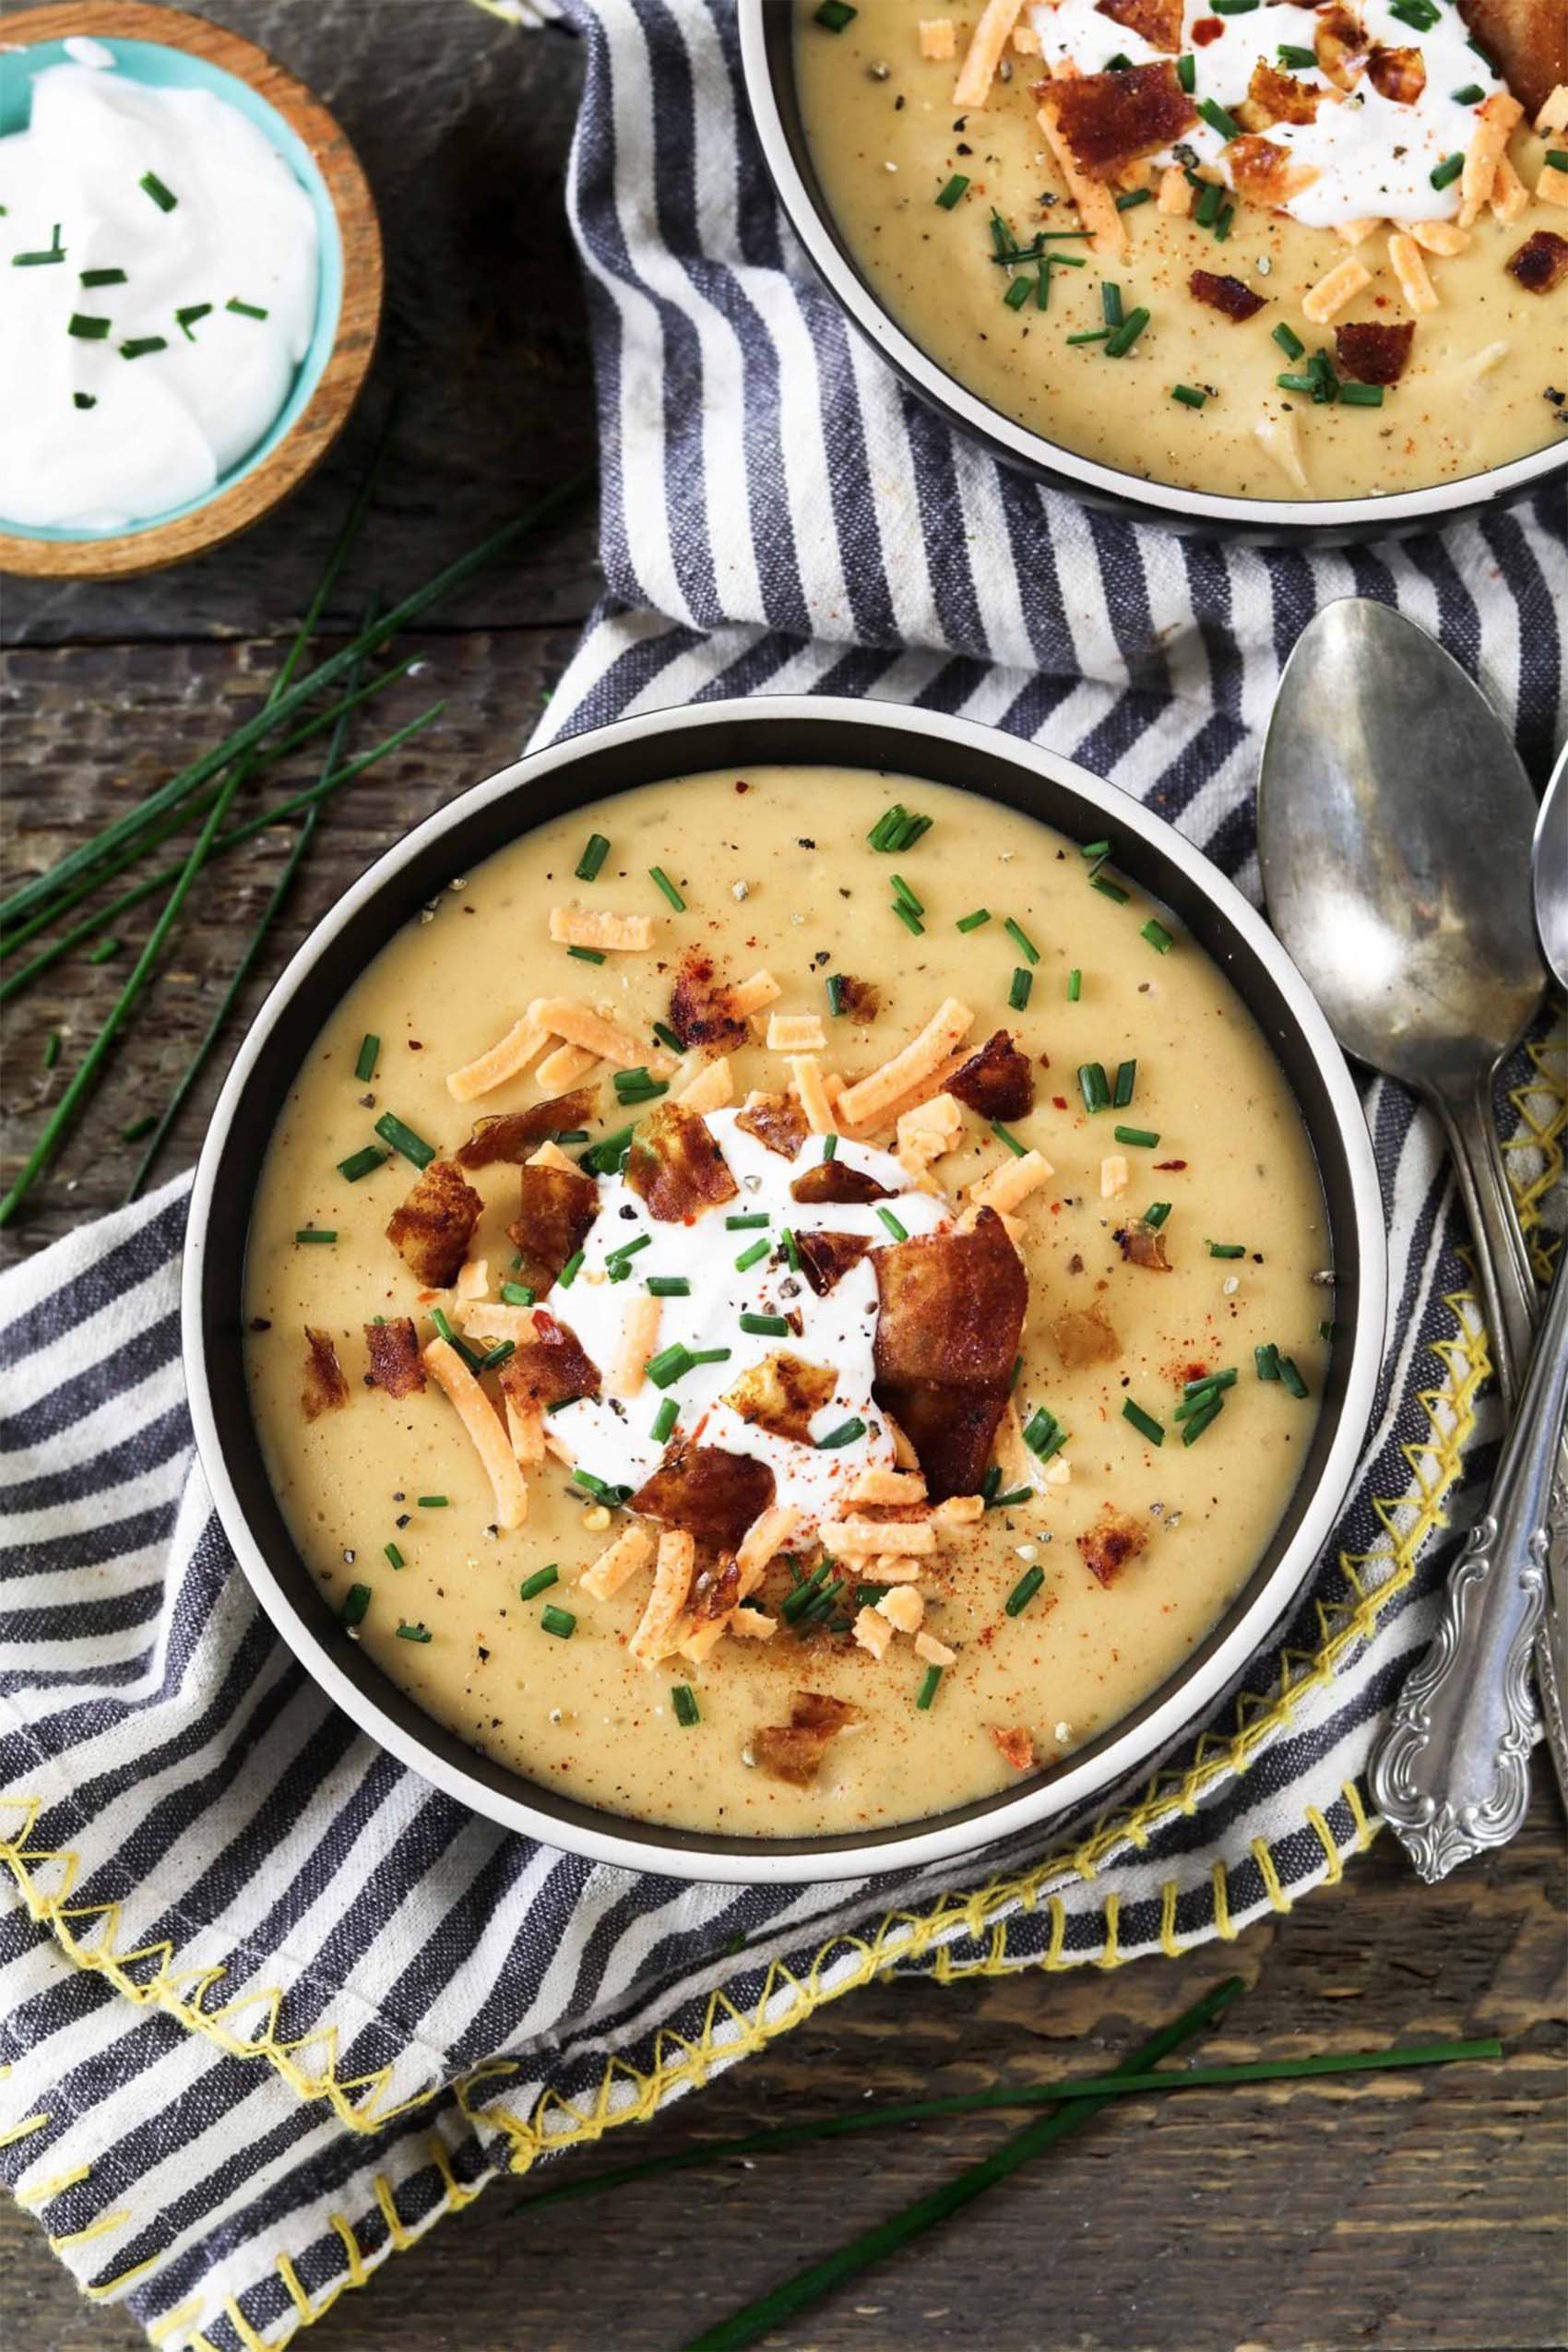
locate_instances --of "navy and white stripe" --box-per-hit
[2,0,1563,2341]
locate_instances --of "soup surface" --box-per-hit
[796,0,1568,500]
[246,766,1329,1839]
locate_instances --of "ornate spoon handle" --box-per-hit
[1369,1077,1567,1880]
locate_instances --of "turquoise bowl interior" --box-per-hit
[1,34,343,542]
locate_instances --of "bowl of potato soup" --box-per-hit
[739,0,1567,531]
[184,699,1386,1883]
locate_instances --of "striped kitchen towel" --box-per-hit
[2,0,1565,2344]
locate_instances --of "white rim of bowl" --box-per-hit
[736,0,1567,535]
[184,696,1388,1884]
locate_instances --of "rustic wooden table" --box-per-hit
[2,4,1565,2346]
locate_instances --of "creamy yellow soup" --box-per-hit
[245,766,1330,1839]
[795,1,1567,501]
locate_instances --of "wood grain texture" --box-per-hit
[0,0,385,580]
[0,1790,1562,2351]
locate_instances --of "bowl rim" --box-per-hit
[0,0,383,580]
[736,0,1566,536]
[183,694,1389,1885]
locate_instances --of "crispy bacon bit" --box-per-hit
[1335,318,1416,384]
[625,1100,739,1222]
[669,949,747,1052]
[835,974,881,1021]
[990,1723,1037,1771]
[725,1353,838,1444]
[790,1158,893,1206]
[631,1443,776,1553]
[365,1317,425,1397]
[1228,134,1317,208]
[507,1161,599,1294]
[1189,268,1268,322]
[1507,228,1568,292]
[1047,60,1196,179]
[797,1229,873,1298]
[1314,3,1369,88]
[873,1206,1028,1501]
[302,1327,348,1420]
[1114,1222,1173,1270]
[385,1159,483,1289]
[1095,0,1183,49]
[1366,42,1426,101]
[1246,59,1324,124]
[947,1028,1036,1120]
[455,1089,598,1169]
[1051,1307,1122,1367]
[754,1690,863,1785]
[735,1094,810,1159]
[689,1556,742,1623]
[1077,1505,1150,1587]
[498,1310,601,1410]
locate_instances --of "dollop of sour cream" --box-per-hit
[1028,0,1503,227]
[0,53,320,529]
[549,1111,948,1526]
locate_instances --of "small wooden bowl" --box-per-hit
[0,2,383,579]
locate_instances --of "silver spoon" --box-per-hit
[1258,598,1553,1881]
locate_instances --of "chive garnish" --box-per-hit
[647,1343,695,1388]
[690,1347,731,1366]
[1081,845,1111,864]
[936,173,970,209]
[139,171,178,211]
[868,803,932,852]
[607,1233,653,1266]
[1182,1367,1236,1400]
[568,944,606,964]
[648,865,685,910]
[1182,1397,1225,1445]
[739,1309,789,1336]
[577,1123,634,1174]
[671,1682,701,1727]
[1207,1241,1245,1258]
[518,1564,560,1599]
[176,302,212,339]
[1077,1063,1111,1113]
[353,1032,379,1081]
[1141,918,1173,952]
[1277,41,1317,65]
[652,1019,684,1055]
[816,1417,866,1449]
[814,0,856,25]
[374,1111,436,1169]
[956,907,991,932]
[385,1541,405,1568]
[13,228,65,266]
[990,1485,1033,1510]
[890,873,923,916]
[1197,98,1241,140]
[73,392,97,410]
[294,1227,337,1244]
[1339,384,1384,408]
[1116,188,1153,211]
[1113,1124,1159,1148]
[1430,152,1464,190]
[67,313,111,339]
[891,900,925,936]
[1091,873,1130,903]
[340,1584,372,1627]
[500,1279,535,1307]
[1004,275,1034,312]
[397,1621,432,1643]
[1176,50,1196,88]
[1101,282,1123,329]
[734,1240,770,1273]
[1102,306,1150,358]
[1005,1565,1046,1616]
[650,1396,679,1443]
[1144,1201,1171,1229]
[826,973,846,1016]
[478,1339,516,1371]
[540,1604,576,1639]
[556,1248,585,1288]
[982,1467,1002,1504]
[1277,1353,1310,1399]
[991,1120,1027,1157]
[1451,80,1485,102]
[781,1227,800,1272]
[1066,328,1109,346]
[1123,1398,1165,1446]
[77,266,126,286]
[1066,968,1082,1002]
[727,1210,770,1231]
[1548,149,1568,171]
[1171,384,1208,409]
[1255,1343,1280,1381]
[646,1275,691,1298]
[419,1495,450,1509]
[780,1562,831,1622]
[822,1134,838,1159]
[915,1665,943,1711]
[225,297,269,320]
[877,1206,909,1242]
[1194,181,1223,229]
[576,832,611,881]
[1004,917,1039,965]
[1272,323,1305,363]
[1112,1059,1136,1110]
[1009,968,1033,1011]
[337,1144,386,1182]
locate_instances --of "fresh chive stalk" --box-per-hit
[671,1682,701,1727]
[1123,1397,1165,1445]
[518,1564,560,1599]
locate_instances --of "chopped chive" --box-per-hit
[814,0,856,25]
[577,1124,634,1174]
[139,171,178,211]
[1077,1062,1111,1113]
[991,1120,1027,1158]
[540,1604,576,1639]
[689,1347,732,1366]
[1091,873,1131,903]
[1212,202,1234,243]
[1005,1564,1045,1616]
[337,1145,387,1182]
[1277,41,1317,65]
[176,301,211,338]
[340,1583,372,1627]
[500,1280,536,1307]
[519,1564,560,1599]
[1004,274,1034,311]
[1182,1396,1225,1445]
[43,1031,61,1069]
[606,1231,652,1265]
[294,1227,338,1244]
[1009,967,1033,1011]
[478,1339,516,1371]
[1112,1058,1136,1109]
[225,297,268,319]
[1451,80,1485,102]
[647,1343,695,1388]
[1116,187,1153,211]
[1273,321,1305,360]
[1207,1241,1246,1258]
[877,1206,909,1242]
[122,1113,158,1143]
[1113,1124,1160,1148]
[1004,917,1039,965]
[1339,383,1384,408]
[982,1467,1003,1504]
[652,1019,685,1055]
[87,936,122,963]
[1176,49,1196,88]
[1430,152,1464,190]
[956,907,991,932]
[1101,282,1123,328]
[1255,1343,1280,1381]
[671,1682,701,1727]
[556,1249,584,1289]
[1066,327,1110,345]
[1194,180,1223,228]
[1277,1354,1310,1399]
[1066,968,1082,1002]
[385,1541,405,1569]
[1141,918,1173,952]
[1105,51,1133,68]
[353,1032,379,1081]
[1548,149,1568,171]
[727,1211,771,1229]
[891,900,925,936]
[740,1310,789,1336]
[1123,1397,1165,1446]
[915,1665,944,1710]
[554,1131,589,1145]
[1021,1408,1055,1452]
[397,1621,431,1643]
[1080,839,1111,861]
[12,229,65,267]
[429,1306,484,1372]
[780,1562,831,1621]
[120,335,169,361]
[1182,1367,1236,1398]
[576,832,611,881]
[418,1494,450,1509]
[1277,372,1316,394]
[890,873,924,915]
[1144,1201,1171,1229]
[73,392,97,409]
[374,1111,436,1169]
[67,313,111,339]
[822,1134,838,1159]
[1102,305,1150,357]
[826,973,846,1016]
[1197,97,1241,139]
[936,172,970,208]
[650,1396,679,1443]
[1171,384,1208,408]
[734,1239,770,1273]
[781,1227,800,1273]
[816,1416,867,1450]
[648,865,685,909]
[567,944,606,964]
[646,1276,692,1298]
[80,266,127,286]
[990,1485,1033,1510]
